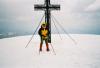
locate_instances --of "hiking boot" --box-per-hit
[47,48,50,51]
[39,48,42,51]
[39,43,42,51]
[46,42,49,51]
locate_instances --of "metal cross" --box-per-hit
[34,0,60,43]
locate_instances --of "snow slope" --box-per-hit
[0,34,100,68]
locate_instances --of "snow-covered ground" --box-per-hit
[0,34,100,68]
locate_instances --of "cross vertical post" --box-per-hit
[34,0,60,43]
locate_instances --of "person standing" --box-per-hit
[38,22,50,52]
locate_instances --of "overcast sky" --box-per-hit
[0,0,100,34]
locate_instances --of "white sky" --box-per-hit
[0,0,100,34]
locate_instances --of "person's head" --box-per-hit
[41,22,47,28]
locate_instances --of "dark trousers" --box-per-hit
[40,36,49,50]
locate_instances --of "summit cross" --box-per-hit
[34,0,60,43]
